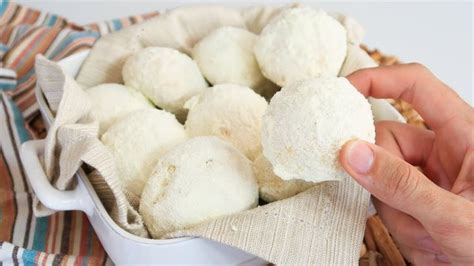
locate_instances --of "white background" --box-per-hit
[15,0,474,105]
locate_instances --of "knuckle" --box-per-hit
[408,62,434,81]
[374,123,389,143]
[408,62,428,72]
[374,121,391,132]
[383,162,418,200]
[374,121,398,139]
[375,121,395,139]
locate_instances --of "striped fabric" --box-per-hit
[0,1,158,264]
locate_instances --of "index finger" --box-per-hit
[347,63,469,130]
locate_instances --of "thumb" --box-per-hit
[339,140,459,228]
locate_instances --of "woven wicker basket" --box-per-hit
[28,47,420,265]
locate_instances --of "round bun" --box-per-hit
[122,47,208,118]
[86,83,153,135]
[101,109,187,199]
[139,136,258,238]
[184,84,268,160]
[192,26,275,95]
[254,154,314,202]
[262,77,375,183]
[254,7,347,87]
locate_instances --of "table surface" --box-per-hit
[17,1,473,105]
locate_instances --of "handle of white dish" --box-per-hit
[20,140,89,214]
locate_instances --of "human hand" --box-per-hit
[339,63,474,265]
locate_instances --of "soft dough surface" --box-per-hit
[262,77,375,183]
[254,7,347,87]
[139,136,258,238]
[86,83,153,135]
[101,109,187,200]
[253,153,314,202]
[184,84,268,160]
[192,26,275,95]
[122,47,208,119]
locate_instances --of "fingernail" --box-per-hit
[346,141,374,174]
[419,237,442,253]
[436,253,450,263]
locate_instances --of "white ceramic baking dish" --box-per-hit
[21,50,405,265]
[21,50,267,265]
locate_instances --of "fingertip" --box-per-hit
[339,140,376,193]
[340,140,374,175]
[339,139,357,168]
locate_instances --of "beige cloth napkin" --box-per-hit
[34,5,376,264]
[76,4,364,87]
[35,56,149,237]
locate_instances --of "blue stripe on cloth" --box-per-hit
[0,80,16,91]
[21,248,39,265]
[112,19,122,31]
[17,68,33,84]
[31,216,49,251]
[0,0,8,16]
[7,96,30,142]
[83,222,95,265]
[11,30,52,73]
[0,43,8,53]
[46,14,58,27]
[47,30,99,59]
[9,25,33,47]
[0,44,7,60]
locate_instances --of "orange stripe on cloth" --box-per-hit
[44,213,56,254]
[35,249,43,265]
[90,228,105,258]
[67,211,77,255]
[11,72,36,92]
[0,3,18,26]
[11,79,36,111]
[70,212,85,256]
[0,151,16,243]
[59,255,67,266]
[8,5,28,27]
[4,27,47,68]
[41,242,49,266]
[23,9,40,25]
[0,3,44,28]
[51,213,60,254]
[0,26,15,44]
[51,37,96,61]
[55,212,65,254]
[8,27,61,77]
[59,254,69,266]
[74,215,91,266]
